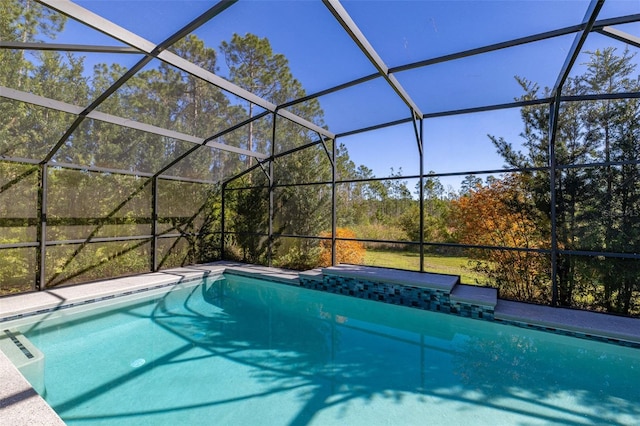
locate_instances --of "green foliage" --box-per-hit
[490,48,640,315]
[351,223,409,244]
[227,183,270,264]
[0,6,247,291]
[220,33,331,267]
[272,243,321,271]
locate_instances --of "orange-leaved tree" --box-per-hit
[451,174,550,302]
[318,228,366,267]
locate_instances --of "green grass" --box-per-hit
[363,249,490,285]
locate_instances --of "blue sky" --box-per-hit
[44,1,640,188]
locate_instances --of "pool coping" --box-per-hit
[494,299,640,346]
[1,261,639,424]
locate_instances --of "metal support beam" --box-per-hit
[0,40,139,53]
[316,130,338,264]
[322,0,423,118]
[597,26,640,49]
[278,73,379,111]
[331,137,337,266]
[257,160,271,181]
[36,164,48,290]
[552,0,604,95]
[0,87,266,161]
[151,177,159,271]
[549,99,560,306]
[317,133,335,169]
[220,182,226,260]
[413,118,425,273]
[268,113,277,267]
[393,13,639,76]
[548,0,603,306]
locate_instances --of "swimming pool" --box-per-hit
[2,273,640,425]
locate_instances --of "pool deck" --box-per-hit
[495,299,640,345]
[1,261,639,424]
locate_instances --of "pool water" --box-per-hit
[5,274,640,425]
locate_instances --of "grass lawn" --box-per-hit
[363,249,490,285]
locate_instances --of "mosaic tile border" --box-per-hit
[450,301,495,320]
[299,274,495,319]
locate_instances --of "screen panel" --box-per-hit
[45,240,151,288]
[558,254,640,316]
[155,234,221,270]
[0,247,36,295]
[47,169,152,241]
[0,163,38,243]
[273,184,331,238]
[0,98,77,161]
[157,180,220,236]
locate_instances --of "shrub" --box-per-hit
[318,228,366,267]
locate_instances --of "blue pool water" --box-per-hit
[5,274,640,425]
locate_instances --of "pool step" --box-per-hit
[299,264,496,320]
[323,264,459,291]
[0,329,45,395]
[450,284,498,308]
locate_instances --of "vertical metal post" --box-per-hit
[418,119,425,273]
[549,98,561,306]
[331,137,337,266]
[268,113,276,267]
[545,0,602,306]
[268,162,274,267]
[35,163,48,290]
[151,176,158,271]
[412,114,425,273]
[220,182,226,260]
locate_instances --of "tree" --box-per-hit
[398,174,451,244]
[576,48,640,314]
[0,1,84,161]
[221,33,298,162]
[221,34,331,268]
[0,0,65,90]
[451,174,550,302]
[385,168,412,219]
[489,48,640,314]
[459,174,482,197]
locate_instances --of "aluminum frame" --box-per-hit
[0,0,638,305]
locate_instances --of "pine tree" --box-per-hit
[221,34,330,268]
[490,48,640,314]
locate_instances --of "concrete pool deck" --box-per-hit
[1,261,639,424]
